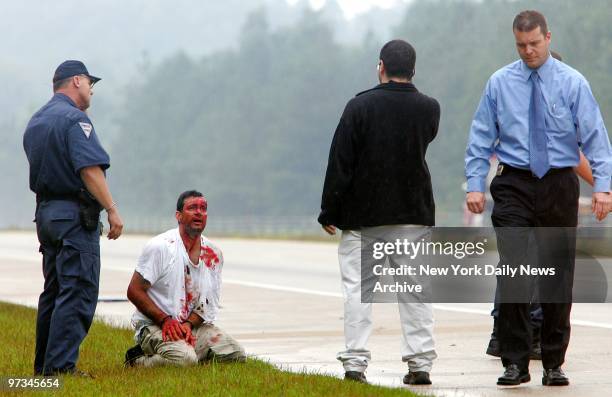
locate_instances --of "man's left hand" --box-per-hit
[592,192,612,221]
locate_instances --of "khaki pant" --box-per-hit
[135,323,246,367]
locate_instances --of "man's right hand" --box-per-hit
[106,207,123,240]
[161,317,185,342]
[466,192,486,214]
[322,225,337,235]
[592,192,612,221]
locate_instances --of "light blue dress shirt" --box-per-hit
[465,55,612,193]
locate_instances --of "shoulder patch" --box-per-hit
[78,122,93,138]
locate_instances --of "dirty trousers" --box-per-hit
[135,323,246,367]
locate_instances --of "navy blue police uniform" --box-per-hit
[23,63,109,375]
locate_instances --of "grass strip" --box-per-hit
[0,301,421,396]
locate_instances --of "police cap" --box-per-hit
[53,60,101,84]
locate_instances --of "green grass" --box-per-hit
[0,302,420,397]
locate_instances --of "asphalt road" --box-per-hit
[1,230,611,396]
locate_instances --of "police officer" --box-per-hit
[23,60,124,376]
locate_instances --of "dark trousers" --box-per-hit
[34,200,100,375]
[490,167,578,371]
[492,233,543,341]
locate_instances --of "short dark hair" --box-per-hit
[176,190,204,211]
[513,10,548,35]
[53,76,72,92]
[379,39,416,80]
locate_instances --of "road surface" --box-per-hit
[1,231,611,396]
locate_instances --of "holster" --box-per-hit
[78,189,102,231]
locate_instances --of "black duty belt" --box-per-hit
[36,193,79,204]
[496,163,572,178]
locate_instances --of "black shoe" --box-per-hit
[403,371,432,385]
[344,371,367,383]
[542,367,569,386]
[530,342,542,360]
[124,344,145,367]
[497,364,530,386]
[486,337,501,357]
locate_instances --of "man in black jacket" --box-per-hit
[318,40,440,385]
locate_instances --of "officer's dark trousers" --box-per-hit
[490,167,578,371]
[34,200,100,375]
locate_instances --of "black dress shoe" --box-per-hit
[542,367,569,386]
[497,364,530,386]
[344,371,367,383]
[124,344,145,367]
[403,371,432,385]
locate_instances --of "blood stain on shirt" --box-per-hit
[200,245,220,269]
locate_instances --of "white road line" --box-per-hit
[431,304,490,316]
[570,319,612,329]
[224,278,343,298]
[4,256,612,330]
[224,279,612,330]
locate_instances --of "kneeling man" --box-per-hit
[125,190,245,366]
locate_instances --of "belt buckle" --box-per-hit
[496,164,504,176]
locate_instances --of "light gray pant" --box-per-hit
[135,323,246,367]
[337,226,437,373]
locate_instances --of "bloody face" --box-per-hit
[177,196,208,236]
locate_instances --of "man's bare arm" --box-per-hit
[126,271,168,325]
[80,165,123,239]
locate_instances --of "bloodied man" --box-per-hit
[124,190,246,367]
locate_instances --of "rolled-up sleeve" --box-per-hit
[135,239,165,285]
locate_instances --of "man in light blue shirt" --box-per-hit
[465,39,612,208]
[464,10,611,387]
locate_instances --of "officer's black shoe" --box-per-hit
[344,371,367,383]
[497,364,530,386]
[403,371,432,385]
[542,367,569,386]
[530,341,542,360]
[124,344,145,367]
[486,337,501,357]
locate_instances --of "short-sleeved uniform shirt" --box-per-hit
[23,93,110,196]
[131,228,223,338]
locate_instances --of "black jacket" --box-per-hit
[318,81,440,230]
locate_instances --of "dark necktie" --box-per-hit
[529,71,550,178]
